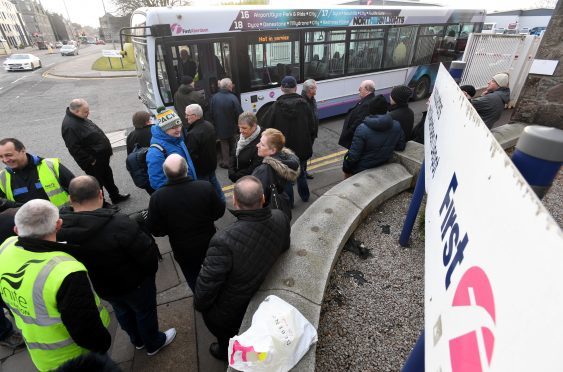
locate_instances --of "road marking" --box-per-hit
[220,153,344,192]
[11,75,29,84]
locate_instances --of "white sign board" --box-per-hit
[102,49,122,58]
[529,59,559,76]
[425,64,563,371]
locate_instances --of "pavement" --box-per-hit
[0,47,518,372]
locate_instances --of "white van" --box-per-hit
[482,22,496,34]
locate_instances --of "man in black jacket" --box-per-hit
[261,76,315,204]
[339,80,377,149]
[174,75,208,126]
[194,175,290,361]
[185,104,225,203]
[147,154,225,292]
[61,98,130,204]
[126,111,153,155]
[57,175,176,356]
[388,85,414,141]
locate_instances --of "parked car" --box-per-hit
[529,27,546,36]
[60,44,78,56]
[55,41,63,48]
[96,40,106,45]
[3,53,42,71]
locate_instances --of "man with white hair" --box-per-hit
[209,78,243,168]
[0,199,111,371]
[147,154,224,292]
[339,80,377,149]
[185,104,225,202]
[301,79,319,179]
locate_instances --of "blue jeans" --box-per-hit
[199,172,226,204]
[284,160,310,206]
[105,276,165,353]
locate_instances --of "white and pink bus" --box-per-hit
[125,6,485,118]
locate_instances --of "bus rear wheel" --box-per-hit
[414,76,430,101]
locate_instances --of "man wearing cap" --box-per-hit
[174,75,208,127]
[209,78,243,168]
[0,138,75,208]
[388,85,414,141]
[471,72,511,129]
[147,108,197,190]
[339,80,377,149]
[261,75,316,204]
[62,98,130,204]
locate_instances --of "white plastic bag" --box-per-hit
[228,295,318,372]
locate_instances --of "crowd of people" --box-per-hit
[0,71,510,371]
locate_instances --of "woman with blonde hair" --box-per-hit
[252,128,299,219]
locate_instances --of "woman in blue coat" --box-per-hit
[147,110,196,190]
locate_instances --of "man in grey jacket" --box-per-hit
[471,73,510,129]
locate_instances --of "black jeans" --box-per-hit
[174,253,205,293]
[203,314,238,354]
[105,276,165,353]
[85,156,120,198]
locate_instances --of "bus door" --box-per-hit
[159,37,234,104]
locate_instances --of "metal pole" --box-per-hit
[402,331,424,372]
[399,162,425,247]
[61,0,75,41]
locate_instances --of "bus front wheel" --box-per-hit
[414,76,430,101]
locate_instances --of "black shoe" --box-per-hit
[306,173,314,179]
[209,342,228,362]
[110,193,130,204]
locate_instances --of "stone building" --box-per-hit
[99,13,130,43]
[512,1,562,129]
[10,0,55,45]
[47,12,73,41]
[0,0,28,48]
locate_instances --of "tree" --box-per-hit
[112,0,191,16]
[532,0,558,8]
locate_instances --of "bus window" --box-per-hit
[175,45,198,83]
[304,30,346,80]
[214,42,231,79]
[442,24,460,50]
[412,25,444,65]
[246,34,300,90]
[156,44,173,106]
[349,28,384,73]
[384,26,417,68]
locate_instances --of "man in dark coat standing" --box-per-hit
[57,175,176,356]
[174,75,208,126]
[194,175,290,361]
[147,154,225,291]
[339,80,377,149]
[388,85,414,141]
[185,104,225,202]
[210,78,243,168]
[126,111,153,154]
[261,75,315,204]
[61,98,130,204]
[301,79,319,180]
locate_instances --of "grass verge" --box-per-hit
[92,57,136,71]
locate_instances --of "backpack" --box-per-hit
[125,143,166,189]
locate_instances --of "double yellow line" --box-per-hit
[221,149,346,193]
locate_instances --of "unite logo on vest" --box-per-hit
[0,259,45,317]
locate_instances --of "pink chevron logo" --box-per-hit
[449,266,496,372]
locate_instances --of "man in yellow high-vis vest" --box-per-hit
[0,199,111,371]
[0,138,75,208]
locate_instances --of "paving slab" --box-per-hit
[492,122,527,149]
[109,319,135,365]
[195,311,229,372]
[0,347,35,372]
[131,298,197,372]
[157,283,191,306]
[155,236,172,255]
[155,252,181,293]
[392,141,424,180]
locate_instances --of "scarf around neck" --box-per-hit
[236,125,261,156]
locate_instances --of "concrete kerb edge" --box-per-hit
[43,70,137,79]
[229,164,413,372]
[229,124,525,371]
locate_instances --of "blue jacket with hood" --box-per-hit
[343,114,405,174]
[147,125,197,190]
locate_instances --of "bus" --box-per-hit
[125,6,485,119]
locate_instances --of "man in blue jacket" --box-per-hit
[146,109,197,190]
[342,95,405,177]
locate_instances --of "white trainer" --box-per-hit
[147,328,177,356]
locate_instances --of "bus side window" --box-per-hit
[349,28,384,73]
[413,25,444,65]
[384,26,417,68]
